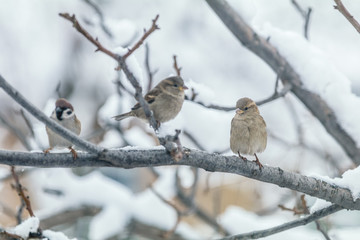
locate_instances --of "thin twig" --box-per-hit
[123,15,160,59]
[83,0,113,38]
[149,185,183,238]
[19,109,35,139]
[16,200,26,224]
[334,0,360,34]
[10,166,35,217]
[220,204,342,240]
[291,0,312,39]
[173,55,182,76]
[144,43,158,92]
[0,113,32,150]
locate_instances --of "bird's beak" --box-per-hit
[236,108,244,115]
[179,85,189,91]
[55,107,63,120]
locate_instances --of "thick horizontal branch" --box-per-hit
[206,0,360,165]
[0,74,103,154]
[0,148,359,210]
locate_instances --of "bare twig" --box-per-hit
[183,130,207,151]
[123,15,159,59]
[220,204,342,240]
[150,186,183,238]
[334,0,360,34]
[175,168,229,236]
[10,166,35,217]
[40,205,102,229]
[278,204,305,215]
[173,55,182,76]
[291,0,312,39]
[0,113,32,151]
[83,0,113,38]
[144,43,158,91]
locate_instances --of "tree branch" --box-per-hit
[220,204,342,240]
[205,0,360,165]
[59,13,159,130]
[334,0,360,35]
[0,148,360,210]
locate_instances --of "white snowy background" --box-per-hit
[0,0,360,239]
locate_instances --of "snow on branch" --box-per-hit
[0,148,359,210]
[205,0,360,165]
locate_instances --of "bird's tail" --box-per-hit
[113,112,134,121]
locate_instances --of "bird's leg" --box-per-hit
[238,151,247,161]
[68,146,78,160]
[43,147,52,154]
[253,153,263,169]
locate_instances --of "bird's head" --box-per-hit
[53,98,75,121]
[161,76,188,95]
[235,97,259,115]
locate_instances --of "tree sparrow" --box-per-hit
[113,76,188,126]
[230,97,267,168]
[44,98,81,159]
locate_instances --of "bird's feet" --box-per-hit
[238,152,247,161]
[253,153,263,169]
[68,146,78,160]
[43,147,52,154]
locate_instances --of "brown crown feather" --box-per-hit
[55,98,74,111]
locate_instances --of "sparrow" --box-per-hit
[230,97,267,169]
[44,98,81,159]
[113,76,188,127]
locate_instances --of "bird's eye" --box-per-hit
[66,110,72,115]
[244,107,249,111]
[173,84,178,87]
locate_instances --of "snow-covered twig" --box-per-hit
[1,148,359,210]
[333,0,360,35]
[0,74,104,154]
[206,0,360,165]
[220,204,342,240]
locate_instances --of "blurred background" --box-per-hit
[0,0,360,239]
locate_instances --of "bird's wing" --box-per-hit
[131,87,161,110]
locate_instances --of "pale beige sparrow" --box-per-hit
[230,97,267,168]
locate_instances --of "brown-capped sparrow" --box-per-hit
[230,97,267,169]
[44,98,81,159]
[113,76,188,126]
